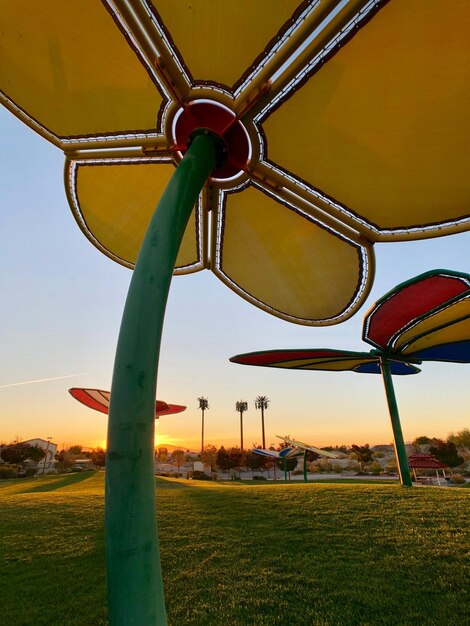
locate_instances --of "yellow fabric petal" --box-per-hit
[152,0,301,89]
[266,357,373,371]
[69,160,201,272]
[264,0,470,231]
[400,300,470,355]
[214,185,369,324]
[1,1,163,139]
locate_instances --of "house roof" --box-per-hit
[408,453,447,469]
[22,438,57,447]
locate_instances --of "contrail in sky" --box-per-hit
[0,372,91,389]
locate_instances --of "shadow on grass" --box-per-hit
[155,477,193,490]
[234,477,399,486]
[22,472,97,493]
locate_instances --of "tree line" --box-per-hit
[156,442,381,479]
[2,428,467,479]
[0,442,106,478]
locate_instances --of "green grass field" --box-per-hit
[1,472,468,625]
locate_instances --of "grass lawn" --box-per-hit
[0,472,468,625]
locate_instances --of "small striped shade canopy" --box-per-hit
[2,2,469,326]
[363,270,470,363]
[277,436,337,458]
[230,269,470,374]
[230,348,420,376]
[68,388,186,418]
[407,453,447,470]
[252,447,302,460]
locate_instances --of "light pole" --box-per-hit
[42,437,52,475]
[235,401,248,450]
[197,397,209,456]
[254,396,269,449]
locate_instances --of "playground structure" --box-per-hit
[2,2,469,624]
[232,270,470,488]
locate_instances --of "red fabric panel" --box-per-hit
[69,388,183,417]
[69,388,109,414]
[156,404,186,416]
[231,349,350,365]
[365,275,468,349]
[155,400,170,414]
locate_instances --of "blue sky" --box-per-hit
[1,106,469,450]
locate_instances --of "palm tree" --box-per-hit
[254,395,269,449]
[197,396,209,456]
[235,401,248,450]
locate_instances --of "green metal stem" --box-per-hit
[105,133,218,625]
[284,459,288,483]
[303,450,308,483]
[379,358,413,488]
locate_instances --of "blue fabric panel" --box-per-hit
[278,447,297,458]
[411,340,470,363]
[252,449,276,458]
[354,361,418,375]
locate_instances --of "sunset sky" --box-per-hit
[1,106,469,451]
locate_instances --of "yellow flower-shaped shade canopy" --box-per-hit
[2,0,469,325]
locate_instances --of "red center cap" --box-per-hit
[173,101,251,180]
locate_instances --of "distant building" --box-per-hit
[22,438,57,474]
[73,458,96,471]
[408,452,451,485]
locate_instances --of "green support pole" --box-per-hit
[106,132,219,625]
[283,459,288,483]
[303,450,308,483]
[379,358,413,488]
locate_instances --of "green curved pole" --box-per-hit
[379,358,413,488]
[303,450,308,483]
[106,132,218,625]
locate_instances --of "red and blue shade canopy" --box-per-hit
[230,270,470,375]
[69,387,186,418]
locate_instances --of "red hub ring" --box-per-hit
[174,101,251,180]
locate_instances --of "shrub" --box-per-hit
[451,475,466,485]
[23,468,37,477]
[364,461,383,475]
[346,462,360,473]
[0,465,17,479]
[253,475,267,481]
[317,459,333,472]
[191,471,212,481]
